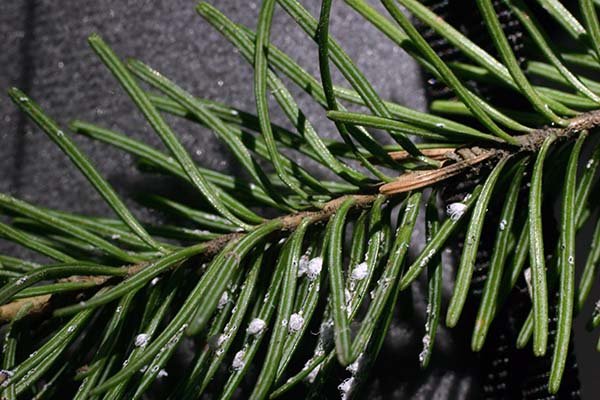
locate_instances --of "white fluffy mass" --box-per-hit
[157,369,168,378]
[499,219,507,231]
[306,365,321,383]
[0,370,13,387]
[247,318,267,335]
[524,267,533,299]
[288,313,304,333]
[446,202,467,221]
[134,333,150,348]
[338,377,355,400]
[306,257,323,280]
[351,262,368,281]
[217,333,228,348]
[297,254,309,277]
[231,350,245,370]
[346,353,363,375]
[217,291,229,310]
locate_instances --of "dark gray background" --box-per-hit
[0,1,597,398]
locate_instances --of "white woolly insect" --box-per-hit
[134,333,150,348]
[150,277,161,286]
[67,325,76,334]
[345,288,352,306]
[157,369,168,378]
[306,364,321,383]
[14,277,28,286]
[338,377,355,400]
[319,320,334,345]
[350,262,368,281]
[419,334,431,364]
[524,267,533,299]
[419,249,436,268]
[297,254,310,278]
[217,291,229,310]
[587,159,595,169]
[217,333,229,348]
[306,257,323,281]
[231,350,245,370]
[346,353,363,375]
[499,219,507,231]
[0,370,13,387]
[288,313,304,333]
[446,202,467,221]
[246,318,266,335]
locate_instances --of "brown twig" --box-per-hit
[0,110,597,321]
[0,295,51,321]
[0,195,377,321]
[515,109,600,150]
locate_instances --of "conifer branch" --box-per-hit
[4,1,600,396]
[2,108,598,322]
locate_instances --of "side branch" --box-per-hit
[382,109,600,194]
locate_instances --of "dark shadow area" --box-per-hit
[10,0,36,195]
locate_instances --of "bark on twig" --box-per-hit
[0,295,51,321]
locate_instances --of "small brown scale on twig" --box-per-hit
[1,110,598,321]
